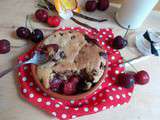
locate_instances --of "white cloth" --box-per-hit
[136,32,160,56]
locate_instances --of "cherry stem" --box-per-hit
[28,15,34,31]
[43,0,55,11]
[73,12,108,22]
[71,17,98,33]
[124,25,130,38]
[25,15,29,28]
[123,57,137,72]
[11,44,27,48]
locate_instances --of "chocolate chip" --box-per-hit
[54,35,56,37]
[60,51,66,59]
[84,35,91,43]
[80,69,94,82]
[91,69,98,76]
[68,31,72,33]
[84,35,97,44]
[100,62,106,70]
[59,33,64,36]
[40,79,43,84]
[71,35,76,40]
[99,52,107,59]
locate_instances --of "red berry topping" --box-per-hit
[16,27,31,39]
[97,0,109,11]
[35,9,48,23]
[0,39,10,54]
[85,0,97,12]
[69,76,79,84]
[63,76,79,95]
[47,16,61,27]
[118,71,136,88]
[63,82,77,95]
[112,35,128,49]
[50,77,64,92]
[135,70,150,85]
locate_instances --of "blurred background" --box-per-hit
[110,0,160,11]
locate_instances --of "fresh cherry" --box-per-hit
[69,76,80,84]
[97,0,109,11]
[16,27,31,39]
[47,16,61,27]
[35,9,48,23]
[31,29,44,43]
[135,70,150,85]
[0,39,10,54]
[63,76,79,95]
[112,36,128,49]
[63,82,77,95]
[118,71,136,88]
[85,0,97,12]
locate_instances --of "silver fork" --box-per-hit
[0,51,48,78]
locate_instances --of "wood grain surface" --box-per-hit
[0,0,160,120]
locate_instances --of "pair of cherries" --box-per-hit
[16,8,61,43]
[86,0,109,12]
[118,71,150,88]
[35,9,61,27]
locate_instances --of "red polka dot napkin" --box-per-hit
[17,27,134,120]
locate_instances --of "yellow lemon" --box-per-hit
[60,0,78,10]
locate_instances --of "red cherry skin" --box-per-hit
[85,0,97,12]
[135,70,150,85]
[118,71,136,88]
[0,39,10,54]
[47,16,61,27]
[35,9,48,23]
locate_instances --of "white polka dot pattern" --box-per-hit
[84,107,89,112]
[92,97,96,101]
[116,95,120,99]
[36,87,40,92]
[22,77,27,82]
[74,108,79,111]
[62,114,67,119]
[29,82,33,87]
[93,107,98,112]
[23,89,27,93]
[70,100,74,104]
[52,112,57,116]
[102,106,106,110]
[55,103,60,108]
[17,27,134,120]
[24,66,28,70]
[72,115,77,119]
[109,96,114,101]
[128,92,132,96]
[46,101,51,106]
[37,98,42,102]
[112,88,116,91]
[122,94,126,98]
[29,93,34,98]
[111,56,115,60]
[65,106,69,110]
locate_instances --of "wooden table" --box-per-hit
[0,0,160,120]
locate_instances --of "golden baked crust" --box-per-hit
[37,30,106,88]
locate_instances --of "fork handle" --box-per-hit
[0,62,24,78]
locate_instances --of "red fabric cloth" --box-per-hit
[17,27,134,120]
